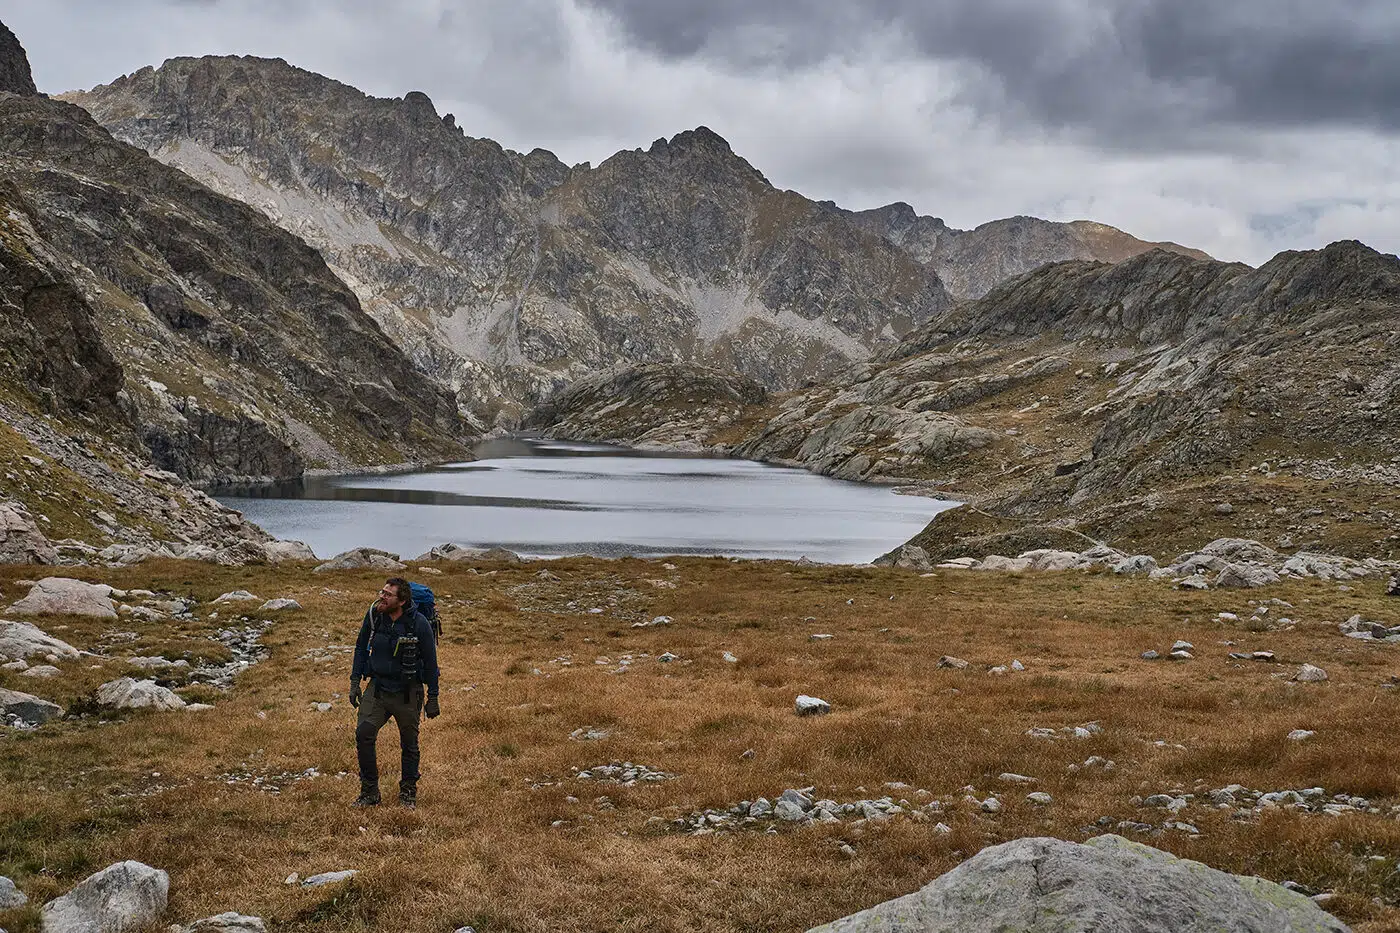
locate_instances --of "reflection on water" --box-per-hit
[212,439,957,563]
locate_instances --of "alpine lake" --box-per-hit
[211,438,956,564]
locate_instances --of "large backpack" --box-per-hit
[408,581,442,642]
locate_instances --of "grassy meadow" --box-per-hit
[1,557,1399,931]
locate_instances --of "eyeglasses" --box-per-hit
[377,588,398,598]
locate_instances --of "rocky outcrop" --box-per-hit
[0,21,37,96]
[524,362,766,451]
[808,834,1348,932]
[96,677,187,711]
[0,499,57,563]
[0,618,81,658]
[845,204,1212,300]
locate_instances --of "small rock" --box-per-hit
[795,695,830,716]
[1010,659,1025,672]
[1294,664,1328,683]
[19,664,60,679]
[980,797,1002,813]
[0,686,63,724]
[177,913,268,933]
[1287,730,1316,742]
[258,598,301,612]
[213,590,260,604]
[657,652,679,663]
[632,615,672,628]
[999,773,1036,785]
[9,577,118,619]
[936,656,970,670]
[1027,792,1053,805]
[838,843,857,858]
[721,651,738,663]
[809,633,834,642]
[1140,650,1161,660]
[1171,640,1194,652]
[301,870,359,888]
[1169,650,1193,661]
[96,677,186,711]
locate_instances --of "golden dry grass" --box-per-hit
[2,557,1400,931]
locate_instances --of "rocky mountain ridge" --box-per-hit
[529,241,1400,561]
[66,55,1204,425]
[0,23,472,557]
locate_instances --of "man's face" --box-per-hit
[375,583,405,613]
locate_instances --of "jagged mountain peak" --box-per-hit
[0,20,38,96]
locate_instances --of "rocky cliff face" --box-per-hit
[0,21,37,96]
[845,203,1212,299]
[67,56,1187,426]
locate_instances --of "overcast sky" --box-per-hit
[9,0,1400,265]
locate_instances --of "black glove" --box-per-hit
[349,678,362,708]
[424,696,440,719]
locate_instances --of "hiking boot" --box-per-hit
[398,786,417,809]
[352,788,381,808]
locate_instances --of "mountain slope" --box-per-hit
[65,58,953,422]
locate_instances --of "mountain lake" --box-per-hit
[212,438,958,563]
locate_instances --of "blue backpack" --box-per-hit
[408,581,441,642]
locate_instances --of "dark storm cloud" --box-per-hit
[581,0,1400,144]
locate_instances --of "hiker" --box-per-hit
[350,576,440,808]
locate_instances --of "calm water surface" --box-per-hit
[213,439,957,563]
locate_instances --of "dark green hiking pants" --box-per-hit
[355,681,422,793]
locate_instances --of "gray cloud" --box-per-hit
[5,0,1400,266]
[582,0,1400,146]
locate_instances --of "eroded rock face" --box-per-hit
[807,834,1349,933]
[0,499,57,564]
[41,861,169,933]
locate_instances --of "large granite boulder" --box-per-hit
[0,686,63,724]
[175,913,267,933]
[263,540,316,563]
[807,834,1349,933]
[96,678,186,711]
[9,578,117,619]
[40,861,169,933]
[313,548,406,572]
[0,499,57,564]
[414,543,521,563]
[0,619,80,660]
[1216,563,1282,589]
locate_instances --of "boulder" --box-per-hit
[301,870,358,888]
[21,664,61,679]
[1294,664,1328,684]
[1111,555,1158,575]
[0,686,63,724]
[0,620,80,659]
[412,543,521,563]
[0,499,57,564]
[9,578,118,619]
[263,540,316,563]
[176,913,267,933]
[213,590,260,604]
[795,695,831,716]
[1018,549,1088,571]
[976,555,1031,572]
[258,598,301,612]
[40,861,169,933]
[874,545,932,571]
[806,834,1349,933]
[1388,574,1399,597]
[313,548,405,572]
[98,544,166,566]
[1216,563,1281,589]
[96,678,187,711]
[1199,538,1282,564]
[0,874,26,908]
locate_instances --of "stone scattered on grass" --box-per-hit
[213,591,260,604]
[41,861,168,933]
[313,548,405,572]
[1288,730,1317,742]
[795,695,830,716]
[301,870,358,888]
[258,598,301,612]
[936,656,970,670]
[175,912,268,933]
[1294,664,1328,683]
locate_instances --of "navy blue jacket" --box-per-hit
[352,603,440,698]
